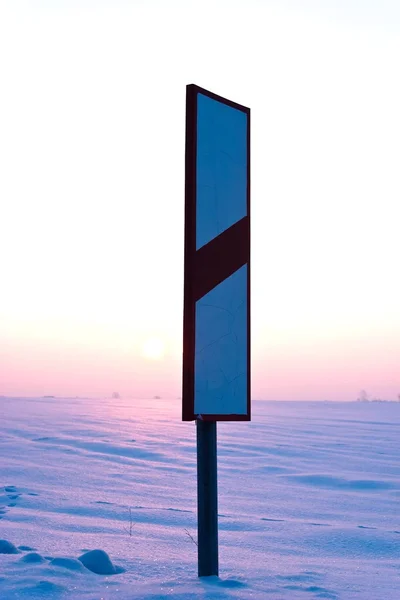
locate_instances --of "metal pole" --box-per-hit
[196,419,218,577]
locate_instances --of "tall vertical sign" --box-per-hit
[182,84,251,576]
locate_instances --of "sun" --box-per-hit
[141,337,165,360]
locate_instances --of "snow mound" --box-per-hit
[0,540,19,554]
[203,576,247,588]
[30,580,65,594]
[78,549,122,575]
[19,552,46,564]
[50,557,88,571]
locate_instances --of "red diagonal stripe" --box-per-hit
[193,216,249,301]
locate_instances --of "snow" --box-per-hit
[1,396,399,599]
[0,540,19,555]
[78,549,124,575]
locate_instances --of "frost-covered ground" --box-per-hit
[1,396,399,599]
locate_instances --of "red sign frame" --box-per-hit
[182,84,251,422]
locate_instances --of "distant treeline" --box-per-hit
[357,390,400,403]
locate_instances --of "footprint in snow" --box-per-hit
[4,486,22,503]
[2,486,22,511]
[1,486,39,515]
[283,584,338,599]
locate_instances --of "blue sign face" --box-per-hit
[196,93,248,250]
[183,84,250,421]
[195,265,247,415]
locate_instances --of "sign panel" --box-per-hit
[183,84,250,421]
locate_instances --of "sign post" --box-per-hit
[197,420,218,576]
[182,84,250,577]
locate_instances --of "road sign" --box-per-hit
[182,84,251,577]
[182,84,251,422]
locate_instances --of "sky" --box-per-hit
[0,0,399,402]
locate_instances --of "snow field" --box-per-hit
[1,396,399,599]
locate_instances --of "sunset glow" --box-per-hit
[141,337,165,361]
[0,1,399,401]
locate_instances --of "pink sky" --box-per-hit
[1,1,399,402]
[1,326,398,401]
